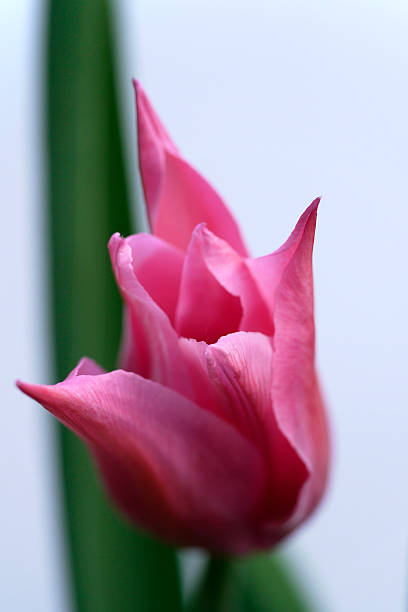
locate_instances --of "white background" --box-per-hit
[0,2,68,612]
[2,1,408,610]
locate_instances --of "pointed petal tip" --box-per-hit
[299,196,321,226]
[16,379,26,393]
[67,357,106,379]
[191,222,208,238]
[108,231,122,244]
[293,199,319,245]
[302,197,320,231]
[108,232,124,260]
[306,196,320,216]
[16,379,49,404]
[132,78,143,97]
[192,222,227,245]
[267,198,320,263]
[132,80,146,117]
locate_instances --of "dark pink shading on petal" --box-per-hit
[17,368,267,553]
[134,80,248,256]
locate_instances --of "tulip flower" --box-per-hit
[18,82,329,554]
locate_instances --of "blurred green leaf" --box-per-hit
[225,554,313,612]
[46,1,183,611]
[188,554,313,612]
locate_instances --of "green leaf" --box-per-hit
[225,554,313,612]
[46,1,183,611]
[188,554,313,612]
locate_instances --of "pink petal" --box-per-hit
[189,200,321,340]
[269,200,330,526]
[134,80,248,255]
[66,356,106,379]
[123,233,184,324]
[17,367,266,553]
[133,80,178,227]
[108,233,191,397]
[172,332,309,527]
[193,225,274,335]
[175,224,242,343]
[246,199,321,322]
[209,332,309,523]
[207,198,328,532]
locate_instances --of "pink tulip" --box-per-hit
[18,82,329,554]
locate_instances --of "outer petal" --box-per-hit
[108,233,190,397]
[17,365,267,553]
[175,224,242,343]
[269,202,330,528]
[209,333,309,526]
[134,80,248,255]
[174,332,309,533]
[246,199,321,326]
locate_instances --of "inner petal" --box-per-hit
[175,224,242,343]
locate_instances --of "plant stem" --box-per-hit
[188,556,231,612]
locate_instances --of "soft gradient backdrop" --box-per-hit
[3,0,408,610]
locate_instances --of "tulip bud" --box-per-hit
[18,82,329,554]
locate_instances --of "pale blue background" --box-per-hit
[2,1,408,610]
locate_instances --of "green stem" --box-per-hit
[188,556,231,612]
